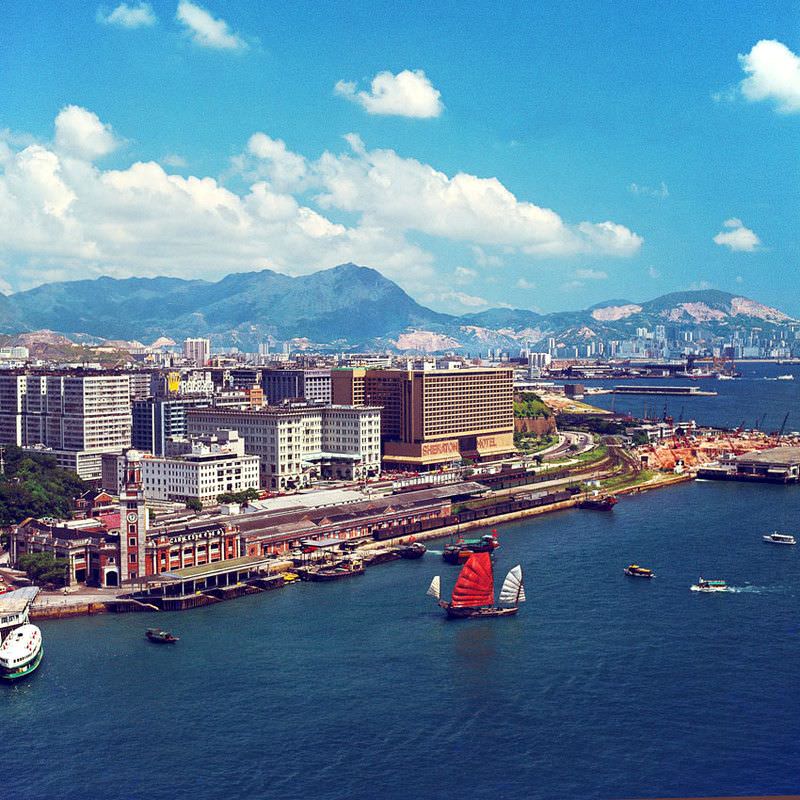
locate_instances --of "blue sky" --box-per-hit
[0,0,798,314]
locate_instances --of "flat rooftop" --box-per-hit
[736,447,800,465]
[0,586,40,615]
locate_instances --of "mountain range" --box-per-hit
[0,264,794,353]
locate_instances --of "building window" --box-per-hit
[129,553,137,563]
[129,537,137,547]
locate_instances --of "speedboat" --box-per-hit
[763,532,797,545]
[690,578,728,593]
[146,628,179,643]
[624,564,655,578]
[776,374,795,381]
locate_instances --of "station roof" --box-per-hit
[0,586,40,615]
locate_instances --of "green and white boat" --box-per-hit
[0,623,43,680]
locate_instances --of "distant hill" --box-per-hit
[0,264,794,353]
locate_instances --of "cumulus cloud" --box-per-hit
[713,218,761,252]
[335,70,443,118]
[0,108,643,302]
[176,0,246,50]
[161,153,187,168]
[516,278,536,290]
[97,2,157,27]
[54,105,121,160]
[738,40,800,114]
[312,136,642,257]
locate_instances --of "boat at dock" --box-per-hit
[427,552,525,620]
[578,493,618,511]
[307,559,365,581]
[763,532,796,545]
[442,532,499,564]
[624,564,655,578]
[0,623,43,680]
[690,578,728,593]
[397,542,426,559]
[146,628,179,643]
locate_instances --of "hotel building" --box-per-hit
[331,367,514,468]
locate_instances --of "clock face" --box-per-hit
[126,512,138,523]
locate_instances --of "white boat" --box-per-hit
[776,374,795,381]
[690,577,728,593]
[763,532,797,545]
[717,374,734,381]
[0,623,43,680]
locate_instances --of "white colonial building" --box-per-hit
[103,429,260,505]
[185,404,382,490]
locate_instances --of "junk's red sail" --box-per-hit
[450,552,494,608]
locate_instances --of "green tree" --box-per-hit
[185,498,203,512]
[18,552,69,588]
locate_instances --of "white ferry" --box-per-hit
[763,532,797,545]
[0,587,43,681]
[0,623,43,680]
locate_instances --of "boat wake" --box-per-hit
[425,549,444,555]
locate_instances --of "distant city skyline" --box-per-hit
[1,1,797,314]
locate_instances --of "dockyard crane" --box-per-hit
[777,412,790,443]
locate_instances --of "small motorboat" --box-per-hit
[690,578,728,593]
[146,628,179,643]
[282,572,300,583]
[398,542,426,559]
[763,532,797,545]
[776,374,795,381]
[442,533,499,564]
[624,564,655,578]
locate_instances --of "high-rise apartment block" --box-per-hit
[0,372,132,479]
[331,367,514,468]
[262,369,331,405]
[183,338,210,366]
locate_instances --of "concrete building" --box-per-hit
[132,396,210,456]
[262,368,331,405]
[183,338,210,366]
[186,404,381,489]
[103,430,260,505]
[0,372,132,480]
[331,367,514,469]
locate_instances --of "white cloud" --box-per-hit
[161,154,187,168]
[243,133,309,192]
[648,266,661,279]
[628,181,669,198]
[54,105,121,160]
[713,218,761,252]
[689,280,713,290]
[0,109,643,303]
[575,268,608,280]
[735,275,744,284]
[471,245,503,268]
[176,0,246,50]
[738,40,800,114]
[516,278,536,290]
[97,2,157,28]
[335,70,443,118]
[424,290,491,311]
[454,266,477,284]
[313,136,642,257]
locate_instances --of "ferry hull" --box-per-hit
[1,645,43,681]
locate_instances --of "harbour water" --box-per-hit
[5,479,800,800]
[577,361,800,431]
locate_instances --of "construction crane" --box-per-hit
[777,411,790,443]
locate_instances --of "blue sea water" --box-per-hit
[5,479,800,800]
[572,361,800,432]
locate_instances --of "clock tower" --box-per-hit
[119,450,147,582]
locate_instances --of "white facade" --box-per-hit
[186,405,382,490]
[106,433,260,505]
